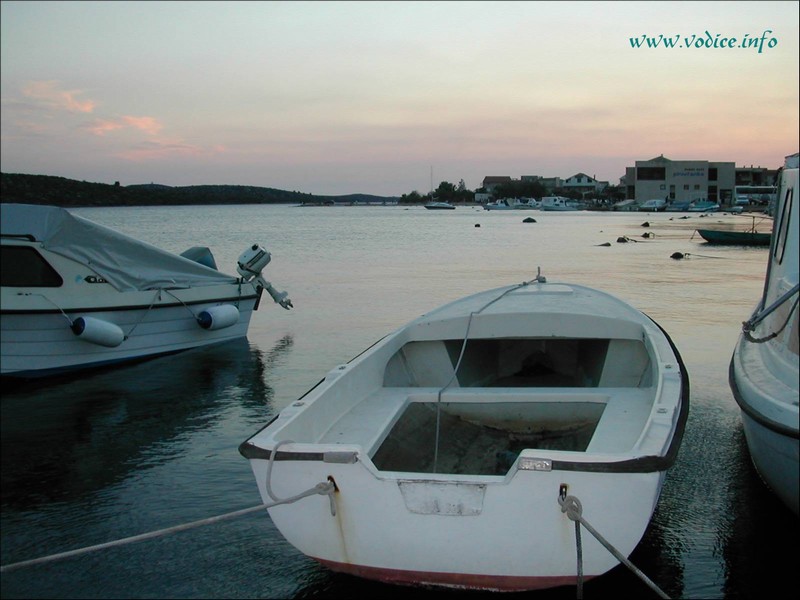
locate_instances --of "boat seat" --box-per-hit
[585,389,653,453]
[319,387,430,455]
[319,386,653,457]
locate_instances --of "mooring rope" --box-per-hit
[0,479,334,574]
[266,439,337,516]
[558,494,670,599]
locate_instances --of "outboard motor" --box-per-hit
[237,244,293,310]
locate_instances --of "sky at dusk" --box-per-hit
[1,1,798,196]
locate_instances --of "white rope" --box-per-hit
[21,292,73,326]
[123,288,164,339]
[743,284,799,343]
[432,275,540,472]
[266,439,337,516]
[0,479,334,574]
[559,494,670,599]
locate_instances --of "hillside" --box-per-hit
[0,173,399,207]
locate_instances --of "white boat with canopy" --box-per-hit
[0,203,292,378]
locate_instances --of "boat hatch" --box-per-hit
[383,337,653,388]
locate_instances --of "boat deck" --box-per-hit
[319,386,653,475]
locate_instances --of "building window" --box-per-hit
[637,167,666,180]
[684,185,690,190]
[709,168,717,181]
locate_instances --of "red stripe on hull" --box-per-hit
[315,558,591,592]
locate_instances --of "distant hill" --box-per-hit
[0,173,400,207]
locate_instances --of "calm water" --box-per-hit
[1,205,796,599]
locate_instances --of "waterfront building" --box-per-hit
[624,155,735,206]
[562,173,608,196]
[481,176,512,192]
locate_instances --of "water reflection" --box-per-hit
[0,337,291,510]
[721,426,798,599]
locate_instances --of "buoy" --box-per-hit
[523,217,537,223]
[475,223,481,227]
[71,316,125,347]
[197,304,240,330]
[671,252,685,260]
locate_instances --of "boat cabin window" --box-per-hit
[384,337,652,388]
[1,246,64,287]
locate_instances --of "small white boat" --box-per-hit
[540,196,581,211]
[665,201,691,212]
[638,199,668,212]
[729,155,799,515]
[686,200,720,212]
[241,273,688,591]
[0,203,292,378]
[424,201,456,210]
[484,197,540,211]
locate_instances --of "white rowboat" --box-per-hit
[241,273,688,591]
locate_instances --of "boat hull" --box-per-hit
[250,457,665,591]
[0,287,259,378]
[730,339,799,515]
[697,229,771,246]
[740,410,799,514]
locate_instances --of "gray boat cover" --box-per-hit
[1,203,238,291]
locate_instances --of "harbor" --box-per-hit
[1,204,796,599]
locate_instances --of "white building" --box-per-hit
[562,173,608,196]
[625,155,735,205]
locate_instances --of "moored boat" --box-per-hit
[484,197,540,210]
[240,273,689,591]
[639,199,668,212]
[696,223,772,246]
[729,155,799,515]
[0,203,293,378]
[424,201,456,210]
[540,196,581,211]
[687,200,720,212]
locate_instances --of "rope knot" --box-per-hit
[559,495,583,521]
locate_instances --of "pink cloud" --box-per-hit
[84,115,164,137]
[22,81,96,113]
[121,116,163,135]
[86,119,126,136]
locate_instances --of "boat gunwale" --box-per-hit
[240,328,689,475]
[0,291,261,315]
[240,305,689,476]
[728,353,800,440]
